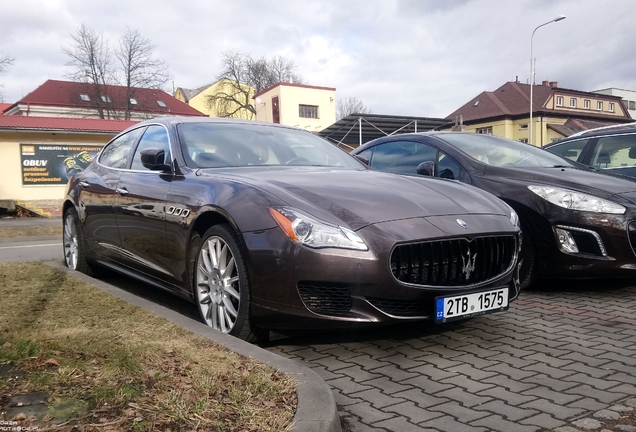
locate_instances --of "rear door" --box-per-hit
[79,127,144,260]
[115,124,176,282]
[586,133,636,178]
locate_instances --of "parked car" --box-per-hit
[544,123,636,178]
[63,118,521,342]
[352,132,636,289]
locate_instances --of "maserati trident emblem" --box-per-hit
[456,218,468,229]
[462,249,477,279]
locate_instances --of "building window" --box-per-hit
[519,124,528,130]
[597,101,603,111]
[476,127,492,135]
[519,138,528,143]
[157,100,167,107]
[630,101,636,110]
[101,95,111,103]
[80,93,90,102]
[570,98,577,108]
[556,96,564,106]
[609,102,615,113]
[299,104,319,119]
[584,99,590,109]
[130,98,137,105]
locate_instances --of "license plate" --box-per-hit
[435,287,509,323]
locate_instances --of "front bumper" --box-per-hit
[242,214,521,329]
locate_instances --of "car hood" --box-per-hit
[198,167,510,230]
[486,166,636,199]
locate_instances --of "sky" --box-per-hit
[1,0,635,119]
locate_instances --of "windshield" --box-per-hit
[438,133,575,168]
[177,122,363,169]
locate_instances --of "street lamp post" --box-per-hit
[529,15,566,146]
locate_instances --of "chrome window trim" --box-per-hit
[96,122,175,173]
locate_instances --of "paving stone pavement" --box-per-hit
[266,280,636,432]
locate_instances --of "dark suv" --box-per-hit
[544,123,636,178]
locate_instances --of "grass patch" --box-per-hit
[0,225,62,238]
[0,262,296,431]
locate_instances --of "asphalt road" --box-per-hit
[4,234,636,432]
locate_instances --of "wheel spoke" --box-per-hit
[223,257,235,279]
[223,297,238,317]
[219,244,228,272]
[198,263,210,277]
[225,285,240,300]
[224,307,235,329]
[199,292,212,305]
[219,306,226,332]
[201,246,213,273]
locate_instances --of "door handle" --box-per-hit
[116,187,129,196]
[79,181,90,188]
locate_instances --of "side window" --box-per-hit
[99,128,144,169]
[437,153,463,180]
[355,147,373,165]
[130,125,171,171]
[548,139,588,161]
[370,141,437,175]
[591,134,636,169]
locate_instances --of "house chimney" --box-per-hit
[542,80,550,86]
[549,81,558,88]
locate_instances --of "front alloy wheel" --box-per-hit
[196,235,241,333]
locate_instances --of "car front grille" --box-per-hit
[366,298,430,317]
[297,282,357,317]
[390,236,516,287]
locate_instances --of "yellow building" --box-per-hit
[254,83,336,132]
[444,80,632,146]
[0,116,133,214]
[175,79,255,120]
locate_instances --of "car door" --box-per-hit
[79,127,144,260]
[115,124,175,282]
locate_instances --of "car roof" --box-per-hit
[135,116,305,132]
[547,125,636,148]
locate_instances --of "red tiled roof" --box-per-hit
[0,103,11,114]
[0,116,137,133]
[14,79,206,116]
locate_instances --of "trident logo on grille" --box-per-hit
[462,249,477,280]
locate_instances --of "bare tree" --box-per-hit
[207,51,305,118]
[337,96,372,120]
[115,27,170,120]
[0,53,14,102]
[63,24,113,118]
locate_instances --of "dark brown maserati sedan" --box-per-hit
[63,117,521,341]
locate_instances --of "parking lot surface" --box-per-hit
[267,280,636,432]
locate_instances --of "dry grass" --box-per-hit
[0,262,296,431]
[0,226,63,238]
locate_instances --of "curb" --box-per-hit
[45,260,342,432]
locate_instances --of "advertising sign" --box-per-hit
[20,144,103,185]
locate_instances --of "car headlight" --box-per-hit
[269,207,368,250]
[528,186,626,214]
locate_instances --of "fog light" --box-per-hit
[555,228,579,254]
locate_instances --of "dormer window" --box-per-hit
[556,96,564,106]
[157,100,167,107]
[609,102,615,113]
[80,94,90,102]
[101,95,112,103]
[130,98,137,105]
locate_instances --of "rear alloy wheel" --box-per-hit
[63,207,103,276]
[194,224,266,342]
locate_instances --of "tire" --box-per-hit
[63,207,105,277]
[518,222,538,290]
[191,224,267,343]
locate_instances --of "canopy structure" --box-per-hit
[319,113,448,151]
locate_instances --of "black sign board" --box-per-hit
[20,144,103,185]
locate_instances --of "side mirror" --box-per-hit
[140,148,171,172]
[416,161,436,177]
[353,154,369,166]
